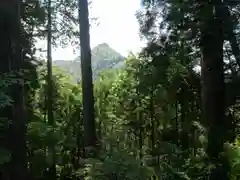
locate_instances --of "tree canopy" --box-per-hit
[0,0,240,180]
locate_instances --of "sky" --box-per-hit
[37,0,144,60]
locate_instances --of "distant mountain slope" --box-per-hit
[53,43,125,81]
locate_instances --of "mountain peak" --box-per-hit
[92,43,112,53]
[54,43,125,82]
[91,43,124,62]
[96,43,110,48]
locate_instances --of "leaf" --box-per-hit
[0,148,11,165]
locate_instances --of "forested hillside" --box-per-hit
[54,43,125,81]
[0,0,240,180]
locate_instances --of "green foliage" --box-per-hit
[1,0,240,179]
[0,72,26,165]
[77,149,155,180]
[225,139,240,179]
[0,148,11,165]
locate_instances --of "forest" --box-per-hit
[0,0,240,180]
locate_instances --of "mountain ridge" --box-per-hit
[53,43,125,81]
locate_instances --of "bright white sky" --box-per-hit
[38,0,144,60]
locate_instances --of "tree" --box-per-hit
[200,1,228,179]
[46,0,56,179]
[137,0,240,179]
[78,0,97,151]
[0,0,27,179]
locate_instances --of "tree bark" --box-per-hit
[200,1,229,180]
[47,0,56,179]
[78,0,97,150]
[0,0,27,179]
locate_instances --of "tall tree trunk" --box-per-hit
[180,89,189,150]
[47,0,56,178]
[78,0,97,152]
[200,1,229,180]
[11,1,27,180]
[175,102,179,146]
[137,91,143,163]
[150,87,155,154]
[0,0,27,179]
[179,1,189,150]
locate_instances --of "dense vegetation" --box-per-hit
[0,0,240,180]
